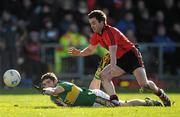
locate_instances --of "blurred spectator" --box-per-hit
[58,13,74,35]
[58,0,76,11]
[154,10,165,29]
[20,31,48,86]
[113,0,124,11]
[120,0,134,17]
[170,23,180,75]
[16,20,28,42]
[16,19,29,74]
[96,0,113,10]
[136,9,154,42]
[40,18,59,43]
[0,36,6,52]
[153,25,176,53]
[162,0,179,28]
[38,3,53,25]
[0,10,19,86]
[41,4,52,17]
[81,25,92,39]
[153,25,176,75]
[115,12,136,34]
[134,0,147,21]
[18,0,34,21]
[78,0,88,14]
[170,23,180,42]
[0,35,6,83]
[54,23,88,73]
[102,8,115,26]
[112,0,124,20]
[125,29,137,44]
[0,10,18,69]
[87,0,96,11]
[74,1,89,30]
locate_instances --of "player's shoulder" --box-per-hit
[105,25,120,33]
[57,81,74,91]
[58,81,73,85]
[59,81,79,89]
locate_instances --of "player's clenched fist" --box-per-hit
[68,47,81,56]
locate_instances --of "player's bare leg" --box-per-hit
[89,53,110,89]
[133,67,171,106]
[89,79,101,89]
[101,65,116,95]
[121,98,162,107]
[133,67,159,91]
[100,64,126,105]
[101,64,126,94]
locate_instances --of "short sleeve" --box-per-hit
[57,82,71,92]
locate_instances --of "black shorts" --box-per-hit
[117,47,144,74]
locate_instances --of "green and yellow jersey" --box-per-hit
[50,81,97,106]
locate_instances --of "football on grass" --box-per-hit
[3,69,21,87]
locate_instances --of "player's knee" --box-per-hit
[99,72,112,82]
[101,78,111,82]
[100,75,111,82]
[99,72,106,80]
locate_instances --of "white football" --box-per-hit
[3,69,21,87]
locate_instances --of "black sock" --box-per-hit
[155,88,162,96]
[110,95,119,101]
[110,95,120,106]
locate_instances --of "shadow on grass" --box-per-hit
[34,106,57,109]
[0,88,40,95]
[0,88,180,95]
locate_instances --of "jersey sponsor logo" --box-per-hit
[64,85,81,104]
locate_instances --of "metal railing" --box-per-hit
[41,43,180,80]
[139,43,179,79]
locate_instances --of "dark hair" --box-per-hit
[88,10,107,24]
[41,72,58,82]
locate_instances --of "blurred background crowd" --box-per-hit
[0,0,180,88]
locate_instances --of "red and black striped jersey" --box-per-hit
[90,25,135,58]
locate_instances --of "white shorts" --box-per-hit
[91,89,124,107]
[91,89,110,107]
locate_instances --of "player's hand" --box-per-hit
[42,87,55,95]
[68,47,81,56]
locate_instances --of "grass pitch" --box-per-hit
[0,88,179,117]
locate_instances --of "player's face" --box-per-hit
[89,17,104,34]
[42,79,56,88]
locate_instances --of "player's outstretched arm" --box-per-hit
[43,86,65,95]
[68,44,97,56]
